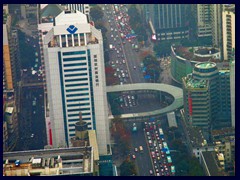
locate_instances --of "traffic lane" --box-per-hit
[31,88,46,149]
[122,41,143,83]
[125,121,154,176]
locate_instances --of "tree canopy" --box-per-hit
[90,5,104,22]
[120,159,137,176]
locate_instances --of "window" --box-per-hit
[66,93,89,97]
[66,88,88,92]
[65,73,87,77]
[65,83,88,87]
[64,68,87,72]
[63,51,86,56]
[63,62,87,67]
[63,57,86,61]
[65,78,88,82]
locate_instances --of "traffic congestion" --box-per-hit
[143,120,175,176]
[105,4,140,85]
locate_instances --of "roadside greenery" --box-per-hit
[89,5,104,22]
[128,5,148,42]
[142,54,161,82]
[120,159,137,176]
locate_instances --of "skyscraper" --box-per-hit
[196,4,212,38]
[144,4,189,41]
[230,61,235,127]
[61,4,90,16]
[222,7,235,61]
[3,4,20,91]
[182,62,231,140]
[211,4,223,49]
[42,10,110,155]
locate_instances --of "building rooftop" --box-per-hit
[40,4,64,23]
[183,75,208,89]
[195,62,216,69]
[3,147,93,176]
[212,127,235,140]
[172,45,221,63]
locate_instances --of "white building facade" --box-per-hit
[42,10,110,155]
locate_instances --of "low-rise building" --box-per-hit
[3,91,19,152]
[3,147,95,176]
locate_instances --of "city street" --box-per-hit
[125,121,154,176]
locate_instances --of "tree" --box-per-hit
[153,41,172,57]
[120,159,137,176]
[90,5,104,22]
[142,54,160,82]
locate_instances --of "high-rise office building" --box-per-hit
[196,4,212,38]
[144,4,189,41]
[211,4,223,49]
[3,4,21,91]
[222,8,235,61]
[230,61,235,127]
[42,10,110,155]
[182,62,231,139]
[61,4,90,16]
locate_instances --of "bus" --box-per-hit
[163,142,168,149]
[166,149,170,155]
[171,166,175,174]
[139,146,143,152]
[167,156,172,165]
[159,128,164,138]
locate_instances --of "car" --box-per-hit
[133,66,136,69]
[156,173,160,176]
[156,169,159,173]
[149,170,153,175]
[134,148,138,152]
[123,59,126,63]
[132,154,136,159]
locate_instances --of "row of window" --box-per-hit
[65,78,88,82]
[67,103,90,107]
[66,98,89,102]
[68,112,90,117]
[65,83,88,87]
[68,108,90,112]
[65,88,88,92]
[65,73,87,77]
[63,57,86,62]
[63,62,87,67]
[64,68,87,72]
[68,117,91,122]
[63,51,86,56]
[66,93,89,97]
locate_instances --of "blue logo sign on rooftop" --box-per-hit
[67,25,78,34]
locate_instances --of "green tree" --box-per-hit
[90,5,104,22]
[120,159,137,176]
[153,41,172,57]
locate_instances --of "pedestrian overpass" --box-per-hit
[106,83,183,120]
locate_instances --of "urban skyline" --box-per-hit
[3,4,235,176]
